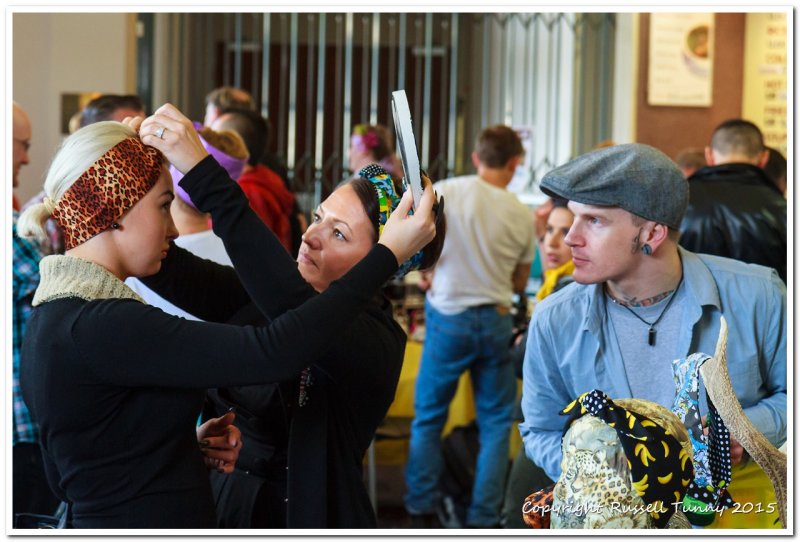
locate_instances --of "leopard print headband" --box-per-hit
[52,137,163,249]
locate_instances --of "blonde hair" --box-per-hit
[198,126,249,160]
[18,121,138,243]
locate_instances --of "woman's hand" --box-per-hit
[197,411,243,474]
[139,103,209,174]
[121,115,144,133]
[378,176,437,264]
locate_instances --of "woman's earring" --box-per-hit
[641,243,652,256]
[111,223,121,230]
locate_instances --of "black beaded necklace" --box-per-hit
[608,275,683,346]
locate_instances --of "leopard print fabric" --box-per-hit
[52,138,163,249]
[523,484,555,529]
[552,417,652,529]
[558,391,694,528]
[525,398,694,530]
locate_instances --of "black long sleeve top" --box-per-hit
[19,157,399,529]
[142,157,407,528]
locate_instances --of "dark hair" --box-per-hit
[763,146,787,193]
[474,125,524,168]
[551,196,569,210]
[348,177,446,271]
[710,119,764,159]
[80,94,145,127]
[215,107,269,166]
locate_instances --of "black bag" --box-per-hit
[438,422,480,528]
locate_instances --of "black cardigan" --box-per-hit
[19,157,399,528]
[143,157,407,528]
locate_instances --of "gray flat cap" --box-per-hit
[540,143,689,230]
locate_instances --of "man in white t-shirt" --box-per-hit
[405,126,535,528]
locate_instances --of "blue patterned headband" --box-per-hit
[357,164,425,279]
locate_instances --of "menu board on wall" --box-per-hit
[742,13,787,155]
[648,13,714,107]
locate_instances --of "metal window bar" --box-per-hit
[234,13,243,88]
[359,15,370,122]
[300,14,316,183]
[286,13,298,183]
[387,16,397,121]
[277,15,289,161]
[481,16,490,128]
[261,13,270,117]
[421,13,433,167]
[446,13,459,177]
[370,14,380,125]
[331,14,345,187]
[172,12,615,208]
[251,14,260,108]
[398,14,406,90]
[341,14,354,183]
[223,13,231,86]
[314,13,327,208]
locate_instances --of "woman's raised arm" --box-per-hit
[140,103,436,320]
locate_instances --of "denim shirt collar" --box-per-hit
[580,246,720,399]
[678,246,721,311]
[583,246,720,332]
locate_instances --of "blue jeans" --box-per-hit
[404,301,515,526]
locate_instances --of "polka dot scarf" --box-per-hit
[561,389,693,528]
[671,353,734,525]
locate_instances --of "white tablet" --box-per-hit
[391,89,424,209]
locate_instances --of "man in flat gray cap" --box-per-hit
[519,144,786,517]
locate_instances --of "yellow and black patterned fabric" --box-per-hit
[561,389,694,528]
[357,164,424,278]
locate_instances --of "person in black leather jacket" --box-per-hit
[679,119,786,283]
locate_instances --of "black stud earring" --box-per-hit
[641,243,653,256]
[111,223,121,230]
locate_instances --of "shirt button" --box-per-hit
[284,498,289,503]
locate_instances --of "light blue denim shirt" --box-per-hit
[520,247,787,481]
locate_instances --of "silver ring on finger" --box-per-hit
[155,126,166,139]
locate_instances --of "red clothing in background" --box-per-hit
[237,165,295,253]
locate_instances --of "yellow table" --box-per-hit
[707,460,782,529]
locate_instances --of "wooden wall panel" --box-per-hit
[636,13,746,162]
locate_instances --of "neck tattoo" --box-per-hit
[614,289,674,308]
[607,276,683,346]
